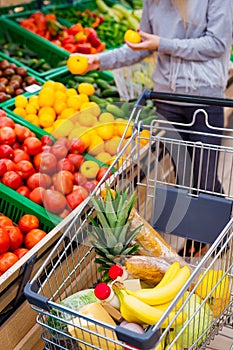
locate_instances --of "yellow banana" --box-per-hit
[113,284,186,327]
[157,262,181,288]
[127,265,191,305]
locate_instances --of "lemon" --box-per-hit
[38,106,56,119]
[39,113,56,128]
[53,119,74,138]
[124,29,141,44]
[38,87,55,107]
[96,123,114,141]
[15,95,28,108]
[99,112,115,123]
[78,82,95,96]
[43,80,55,89]
[53,82,66,92]
[53,101,67,115]
[67,95,83,110]
[80,102,101,117]
[66,88,77,97]
[60,107,76,119]
[13,107,26,118]
[25,103,37,115]
[67,55,89,75]
[55,91,67,102]
[79,93,89,104]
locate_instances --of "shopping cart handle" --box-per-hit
[115,325,160,350]
[24,280,50,311]
[136,89,233,107]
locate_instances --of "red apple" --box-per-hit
[67,153,84,171]
[96,166,112,182]
[73,172,87,186]
[69,137,85,154]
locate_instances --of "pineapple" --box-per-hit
[88,186,142,272]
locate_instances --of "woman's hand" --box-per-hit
[125,30,160,51]
[69,53,100,73]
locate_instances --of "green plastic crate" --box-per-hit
[0,18,68,78]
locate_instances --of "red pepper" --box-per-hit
[62,43,77,53]
[68,23,84,35]
[45,13,56,21]
[75,43,92,54]
[62,35,75,45]
[19,19,37,33]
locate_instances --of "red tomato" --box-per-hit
[67,153,84,171]
[0,109,7,118]
[55,137,70,148]
[54,172,73,195]
[4,226,24,250]
[27,173,51,190]
[2,170,22,190]
[0,215,13,228]
[0,252,19,273]
[43,189,67,214]
[13,149,30,163]
[66,186,89,210]
[0,227,10,254]
[12,141,21,150]
[29,187,45,205]
[0,126,16,145]
[18,214,40,234]
[0,144,14,159]
[51,143,68,159]
[73,172,87,186]
[57,158,75,172]
[14,247,29,259]
[83,180,98,193]
[14,124,32,143]
[69,138,85,154]
[41,135,53,146]
[59,208,70,219]
[0,116,15,129]
[24,229,47,249]
[33,152,57,173]
[96,166,112,182]
[16,185,31,198]
[23,136,42,156]
[0,159,7,176]
[15,160,36,180]
[1,158,16,171]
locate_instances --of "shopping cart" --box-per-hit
[24,90,233,350]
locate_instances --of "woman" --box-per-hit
[71,0,233,193]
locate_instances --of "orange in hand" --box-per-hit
[67,55,89,75]
[124,29,141,44]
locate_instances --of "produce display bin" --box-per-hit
[0,18,68,78]
[24,91,233,350]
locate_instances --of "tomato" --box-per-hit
[66,186,89,210]
[16,185,31,198]
[13,149,30,163]
[59,208,70,219]
[43,189,67,214]
[27,173,51,190]
[18,214,40,234]
[54,137,70,148]
[67,154,84,171]
[69,138,85,154]
[0,109,7,118]
[0,116,15,129]
[0,159,7,176]
[0,228,10,254]
[2,170,22,190]
[12,141,21,150]
[24,229,47,249]
[51,143,68,159]
[41,135,53,146]
[54,171,73,195]
[73,172,87,186]
[15,160,36,180]
[0,215,13,228]
[23,136,42,156]
[4,226,24,250]
[29,187,45,205]
[14,247,29,259]
[1,158,16,171]
[96,166,112,182]
[0,126,16,146]
[57,158,75,172]
[0,144,14,159]
[0,252,19,273]
[14,124,32,143]
[84,180,98,192]
[33,152,57,173]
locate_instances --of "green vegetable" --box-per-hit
[106,103,125,117]
[101,87,120,98]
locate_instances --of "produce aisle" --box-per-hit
[0,0,232,349]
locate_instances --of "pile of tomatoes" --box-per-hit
[0,109,108,218]
[0,213,46,275]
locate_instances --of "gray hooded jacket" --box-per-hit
[99,0,233,98]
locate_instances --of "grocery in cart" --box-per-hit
[24,91,233,350]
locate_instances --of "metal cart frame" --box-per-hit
[25,91,233,350]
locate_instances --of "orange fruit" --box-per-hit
[78,82,95,96]
[67,55,89,75]
[124,29,141,44]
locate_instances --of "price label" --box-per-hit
[25,84,42,93]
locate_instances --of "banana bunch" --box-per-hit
[112,262,191,328]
